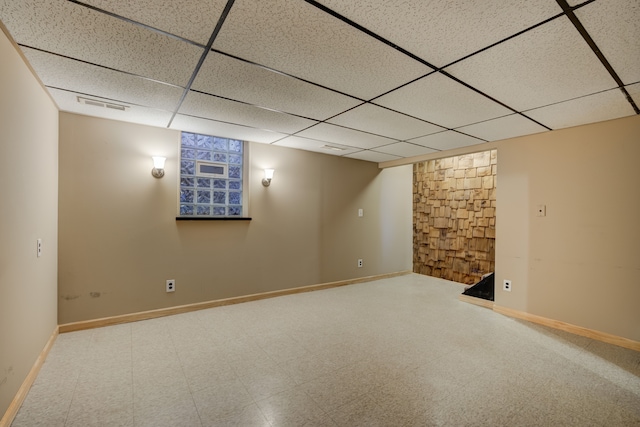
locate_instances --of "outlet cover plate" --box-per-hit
[503,279,512,292]
[166,279,175,292]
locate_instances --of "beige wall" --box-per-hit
[495,114,640,341]
[0,29,58,418]
[58,113,412,324]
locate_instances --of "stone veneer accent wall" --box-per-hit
[413,150,497,284]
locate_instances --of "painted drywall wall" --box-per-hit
[0,29,58,419]
[495,114,640,342]
[58,113,412,324]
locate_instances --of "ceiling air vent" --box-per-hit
[77,96,129,111]
[321,145,346,151]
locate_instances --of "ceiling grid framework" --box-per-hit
[0,0,637,163]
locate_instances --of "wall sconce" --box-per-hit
[262,168,275,187]
[151,156,166,178]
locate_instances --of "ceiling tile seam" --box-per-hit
[17,44,186,90]
[210,49,366,102]
[555,0,640,114]
[519,85,635,114]
[440,12,566,70]
[368,102,449,130]
[167,0,235,128]
[188,89,325,123]
[175,112,291,135]
[366,71,437,104]
[67,0,207,49]
[439,70,553,131]
[302,0,437,71]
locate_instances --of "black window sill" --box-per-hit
[176,217,252,221]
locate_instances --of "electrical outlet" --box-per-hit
[503,279,512,292]
[358,208,363,217]
[37,239,42,258]
[357,259,363,268]
[166,279,175,293]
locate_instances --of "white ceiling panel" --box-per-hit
[48,88,173,128]
[373,142,438,158]
[525,88,635,130]
[0,0,203,87]
[374,73,512,129]
[627,83,640,108]
[273,136,362,156]
[316,0,562,67]
[180,91,317,134]
[574,0,640,85]
[80,0,228,45]
[344,151,401,163]
[409,131,483,151]
[22,48,183,112]
[456,114,548,142]
[212,0,431,100]
[296,123,397,150]
[446,16,617,111]
[170,115,286,144]
[327,104,445,140]
[192,52,361,120]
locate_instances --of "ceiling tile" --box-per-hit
[574,0,640,85]
[524,88,635,130]
[373,142,437,157]
[455,114,547,142]
[446,16,617,111]
[296,123,397,150]
[316,0,562,67]
[192,52,361,120]
[170,115,286,144]
[627,83,640,107]
[344,151,401,163]
[48,88,173,128]
[409,131,483,151]
[180,91,317,134]
[273,136,362,156]
[80,0,228,45]
[327,104,445,140]
[22,48,183,112]
[374,73,512,129]
[212,0,431,100]
[0,0,203,86]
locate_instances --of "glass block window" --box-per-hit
[180,132,244,217]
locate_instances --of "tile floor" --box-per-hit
[11,274,640,426]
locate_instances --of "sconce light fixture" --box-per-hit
[262,168,275,187]
[151,156,166,178]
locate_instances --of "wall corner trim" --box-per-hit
[0,327,59,427]
[59,271,413,333]
[493,305,640,352]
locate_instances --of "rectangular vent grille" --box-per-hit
[321,145,346,151]
[77,97,129,111]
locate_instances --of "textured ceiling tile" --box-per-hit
[374,73,512,129]
[0,0,203,86]
[192,52,361,120]
[273,136,362,156]
[626,83,640,108]
[327,104,445,140]
[22,48,183,112]
[373,142,437,157]
[317,0,562,67]
[344,151,401,163]
[296,123,397,150]
[446,16,617,111]
[455,114,547,142]
[575,0,640,85]
[409,131,483,151]
[212,0,431,100]
[170,115,286,144]
[80,0,227,45]
[524,88,635,130]
[48,88,173,128]
[179,91,317,134]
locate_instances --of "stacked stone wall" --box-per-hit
[413,150,497,284]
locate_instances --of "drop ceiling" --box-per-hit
[1,0,638,163]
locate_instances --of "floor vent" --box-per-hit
[77,96,129,111]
